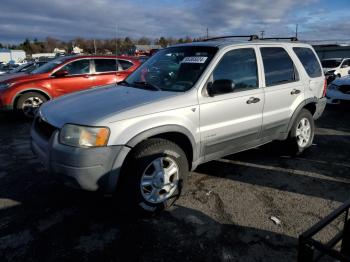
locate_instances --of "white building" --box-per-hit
[0,49,26,63]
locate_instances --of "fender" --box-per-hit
[12,88,52,107]
[281,97,318,139]
[126,124,199,163]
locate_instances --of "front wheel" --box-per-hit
[118,138,189,214]
[287,109,315,155]
[16,92,48,118]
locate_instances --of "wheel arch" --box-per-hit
[12,88,52,108]
[125,125,198,170]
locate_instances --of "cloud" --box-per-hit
[0,0,347,43]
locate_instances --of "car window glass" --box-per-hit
[261,47,298,86]
[212,48,258,92]
[118,60,134,70]
[61,59,90,75]
[94,59,118,73]
[293,47,322,78]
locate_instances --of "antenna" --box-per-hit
[295,24,298,39]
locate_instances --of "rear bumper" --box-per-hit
[314,97,327,120]
[31,123,131,193]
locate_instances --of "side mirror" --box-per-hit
[53,69,69,77]
[348,70,350,75]
[207,79,235,97]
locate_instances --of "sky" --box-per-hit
[0,0,349,43]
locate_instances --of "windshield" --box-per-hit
[321,59,341,68]
[124,46,218,92]
[31,56,71,74]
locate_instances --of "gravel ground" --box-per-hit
[0,105,349,262]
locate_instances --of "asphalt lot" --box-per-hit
[0,106,349,262]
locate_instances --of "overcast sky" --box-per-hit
[0,0,349,43]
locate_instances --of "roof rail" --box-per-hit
[203,35,259,42]
[261,37,298,42]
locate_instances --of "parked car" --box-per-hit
[31,38,326,213]
[0,63,19,75]
[0,55,141,117]
[326,75,350,104]
[322,58,350,78]
[3,61,47,75]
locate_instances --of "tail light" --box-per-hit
[322,79,327,97]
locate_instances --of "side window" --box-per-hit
[118,60,134,70]
[94,59,118,73]
[61,59,90,75]
[293,47,322,78]
[261,47,298,86]
[212,48,258,92]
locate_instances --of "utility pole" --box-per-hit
[93,39,97,54]
[260,30,265,39]
[206,28,209,39]
[295,24,299,39]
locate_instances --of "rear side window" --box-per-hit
[118,60,134,70]
[261,47,298,86]
[293,47,322,78]
[94,59,117,73]
[213,48,258,91]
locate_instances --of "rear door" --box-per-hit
[258,46,305,139]
[50,58,94,96]
[92,58,119,86]
[199,47,264,160]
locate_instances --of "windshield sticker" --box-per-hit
[181,56,208,64]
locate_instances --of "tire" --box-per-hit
[16,92,48,118]
[287,109,315,155]
[118,138,189,214]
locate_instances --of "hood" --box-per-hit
[40,85,180,128]
[1,73,47,84]
[0,72,27,82]
[332,75,350,86]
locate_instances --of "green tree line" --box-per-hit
[0,36,198,55]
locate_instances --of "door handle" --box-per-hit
[291,89,301,95]
[246,97,260,104]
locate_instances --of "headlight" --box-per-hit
[59,124,110,148]
[0,82,11,89]
[328,84,339,90]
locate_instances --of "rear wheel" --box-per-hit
[16,92,48,118]
[118,138,189,214]
[287,109,315,155]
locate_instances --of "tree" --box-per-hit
[157,37,168,48]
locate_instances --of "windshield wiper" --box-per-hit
[132,81,162,91]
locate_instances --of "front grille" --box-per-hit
[35,117,57,140]
[338,85,350,94]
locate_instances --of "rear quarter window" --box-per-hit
[293,47,322,78]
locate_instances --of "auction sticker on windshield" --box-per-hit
[181,57,208,63]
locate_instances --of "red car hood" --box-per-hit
[1,73,47,84]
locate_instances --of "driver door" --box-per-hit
[198,47,264,161]
[50,58,94,96]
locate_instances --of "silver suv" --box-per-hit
[31,37,327,213]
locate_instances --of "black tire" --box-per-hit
[16,92,48,118]
[287,109,315,156]
[117,138,189,214]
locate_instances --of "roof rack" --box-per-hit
[203,35,259,42]
[261,37,298,42]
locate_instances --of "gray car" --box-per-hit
[31,38,326,213]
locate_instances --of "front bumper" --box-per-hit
[31,122,131,193]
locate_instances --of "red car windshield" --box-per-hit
[31,56,72,74]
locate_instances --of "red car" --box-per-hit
[0,55,141,117]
